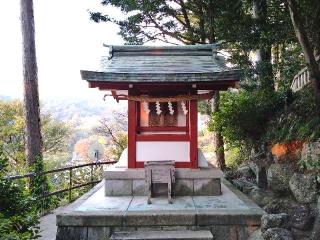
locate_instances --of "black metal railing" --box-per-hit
[5,160,116,212]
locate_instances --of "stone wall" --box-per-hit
[56,223,260,240]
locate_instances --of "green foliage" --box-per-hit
[210,89,284,149]
[29,155,57,211]
[275,44,305,91]
[296,0,320,52]
[267,86,320,143]
[225,146,249,169]
[0,100,72,174]
[44,152,70,171]
[0,150,40,240]
[42,114,72,155]
[198,100,212,116]
[0,101,25,168]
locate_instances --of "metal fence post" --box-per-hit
[69,168,72,202]
[91,165,94,188]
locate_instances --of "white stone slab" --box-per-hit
[75,187,132,212]
[127,196,195,212]
[193,183,248,210]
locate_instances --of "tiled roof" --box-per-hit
[81,44,240,83]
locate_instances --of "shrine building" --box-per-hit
[81,44,239,169]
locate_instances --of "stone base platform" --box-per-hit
[110,230,213,239]
[56,180,265,240]
[104,167,222,196]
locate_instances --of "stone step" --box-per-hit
[110,230,213,240]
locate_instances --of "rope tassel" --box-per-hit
[181,101,188,115]
[156,101,162,115]
[143,101,150,114]
[168,101,174,115]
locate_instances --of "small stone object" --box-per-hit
[145,160,175,204]
[289,173,318,204]
[291,205,313,230]
[262,228,294,240]
[249,188,274,207]
[261,213,291,233]
[267,163,294,194]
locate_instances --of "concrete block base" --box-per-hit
[104,168,222,196]
[56,179,265,240]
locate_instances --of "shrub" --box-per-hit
[210,89,284,149]
[30,155,57,212]
[267,86,320,143]
[0,150,40,240]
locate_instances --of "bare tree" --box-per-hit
[20,0,42,166]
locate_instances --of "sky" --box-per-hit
[0,0,124,99]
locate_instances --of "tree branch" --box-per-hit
[146,13,190,44]
[194,0,206,43]
[286,0,320,106]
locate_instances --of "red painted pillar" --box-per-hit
[189,99,198,169]
[128,99,137,168]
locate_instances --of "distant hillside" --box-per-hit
[42,96,126,130]
[0,95,13,101]
[1,95,126,130]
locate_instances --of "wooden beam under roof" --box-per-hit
[89,81,237,91]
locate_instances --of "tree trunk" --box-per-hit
[206,3,225,170]
[253,0,274,90]
[208,0,215,43]
[286,0,320,109]
[211,92,226,170]
[20,0,43,166]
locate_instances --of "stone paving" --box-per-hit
[39,182,105,240]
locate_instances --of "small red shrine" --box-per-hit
[81,44,239,169]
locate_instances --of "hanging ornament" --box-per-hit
[181,101,188,115]
[168,101,174,115]
[156,101,162,115]
[143,101,150,114]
